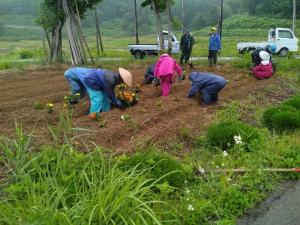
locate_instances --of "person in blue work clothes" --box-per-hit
[64,67,132,116]
[208,27,221,66]
[187,72,226,106]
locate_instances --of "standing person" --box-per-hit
[251,51,274,79]
[154,54,183,96]
[64,67,132,116]
[208,27,221,66]
[180,30,194,64]
[187,72,226,105]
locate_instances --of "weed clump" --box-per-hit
[283,95,300,110]
[206,120,261,151]
[118,151,188,188]
[263,105,300,132]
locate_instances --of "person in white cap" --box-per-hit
[64,67,132,117]
[251,51,274,79]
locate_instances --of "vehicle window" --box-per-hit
[278,30,293,39]
[163,34,175,42]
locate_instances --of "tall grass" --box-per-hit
[0,124,177,225]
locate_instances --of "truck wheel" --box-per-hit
[279,48,289,57]
[134,50,144,59]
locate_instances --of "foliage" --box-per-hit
[0,127,176,224]
[263,103,300,132]
[118,151,188,188]
[283,95,300,110]
[206,120,262,151]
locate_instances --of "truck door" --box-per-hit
[276,29,298,52]
[162,32,180,54]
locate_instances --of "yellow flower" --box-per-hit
[47,103,53,107]
[75,93,80,96]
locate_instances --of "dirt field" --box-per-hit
[0,63,294,153]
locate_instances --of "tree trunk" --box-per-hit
[50,19,63,63]
[134,0,139,44]
[151,0,164,51]
[167,0,172,55]
[95,10,104,56]
[219,0,224,41]
[181,0,184,33]
[41,29,48,61]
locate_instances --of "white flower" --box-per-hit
[184,180,188,184]
[222,151,228,157]
[227,177,232,182]
[221,163,225,167]
[234,135,243,145]
[188,204,194,211]
[198,167,205,174]
[185,188,191,194]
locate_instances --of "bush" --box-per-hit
[263,105,300,132]
[18,49,33,59]
[283,95,300,110]
[118,151,188,188]
[0,61,10,70]
[206,120,261,151]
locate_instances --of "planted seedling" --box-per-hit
[34,102,44,110]
[46,103,54,114]
[64,93,81,106]
[121,114,139,133]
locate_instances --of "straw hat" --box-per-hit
[259,51,270,65]
[118,68,133,87]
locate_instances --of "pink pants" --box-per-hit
[159,74,173,96]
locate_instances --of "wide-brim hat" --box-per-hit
[118,67,133,87]
[259,51,270,61]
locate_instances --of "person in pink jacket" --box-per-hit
[251,51,274,79]
[154,54,183,96]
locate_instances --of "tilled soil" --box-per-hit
[0,64,293,153]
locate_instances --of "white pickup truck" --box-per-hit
[237,28,299,57]
[128,30,180,59]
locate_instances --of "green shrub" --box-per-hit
[283,95,300,110]
[206,120,261,151]
[118,151,187,188]
[263,105,300,132]
[18,49,33,59]
[0,61,10,70]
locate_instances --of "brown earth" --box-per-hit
[0,63,295,153]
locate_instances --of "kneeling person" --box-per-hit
[187,72,226,105]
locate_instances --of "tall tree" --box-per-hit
[167,0,172,55]
[37,0,64,63]
[37,0,102,64]
[134,0,140,44]
[141,0,168,51]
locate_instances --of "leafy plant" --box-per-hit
[283,95,300,110]
[118,151,188,188]
[33,102,44,110]
[263,105,300,132]
[206,120,261,151]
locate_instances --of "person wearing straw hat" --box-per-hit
[64,67,132,116]
[251,51,274,79]
[208,26,221,66]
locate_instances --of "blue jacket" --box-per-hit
[84,69,121,106]
[209,32,221,51]
[187,72,226,97]
[64,67,93,96]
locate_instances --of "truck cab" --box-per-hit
[268,28,299,56]
[128,31,180,59]
[237,28,299,57]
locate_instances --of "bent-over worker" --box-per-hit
[64,67,132,115]
[187,72,226,105]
